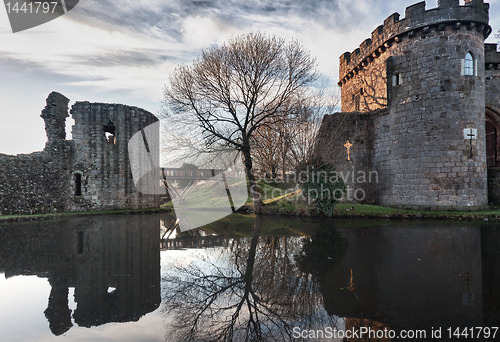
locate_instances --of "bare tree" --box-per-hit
[250,85,340,179]
[250,118,290,178]
[288,88,339,169]
[163,32,318,212]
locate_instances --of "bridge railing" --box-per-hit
[161,168,225,180]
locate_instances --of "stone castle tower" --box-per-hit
[317,0,500,209]
[69,100,159,211]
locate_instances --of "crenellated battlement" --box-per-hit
[339,0,491,85]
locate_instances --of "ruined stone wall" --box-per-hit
[0,92,73,215]
[70,102,160,211]
[41,92,70,148]
[0,150,72,215]
[0,92,160,216]
[332,0,491,209]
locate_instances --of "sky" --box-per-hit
[0,0,499,155]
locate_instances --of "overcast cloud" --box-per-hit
[0,0,499,154]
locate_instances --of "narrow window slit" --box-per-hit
[74,173,82,196]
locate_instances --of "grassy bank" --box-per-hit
[253,181,500,221]
[4,179,500,223]
[0,207,170,224]
[162,179,500,221]
[264,198,500,221]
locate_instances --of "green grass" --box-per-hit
[335,203,397,213]
[259,182,500,220]
[164,178,249,209]
[162,178,294,209]
[332,203,500,220]
[0,207,168,223]
[6,178,500,223]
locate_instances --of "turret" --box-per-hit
[338,0,491,85]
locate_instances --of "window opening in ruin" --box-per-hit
[74,173,82,196]
[103,120,116,144]
[392,73,402,86]
[360,88,364,95]
[77,231,84,254]
[464,52,474,76]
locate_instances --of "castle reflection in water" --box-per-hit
[319,223,500,339]
[0,215,499,341]
[0,215,161,336]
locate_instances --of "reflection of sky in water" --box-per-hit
[0,249,221,342]
[0,275,53,341]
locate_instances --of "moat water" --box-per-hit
[0,214,499,341]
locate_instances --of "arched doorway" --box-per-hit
[486,108,500,205]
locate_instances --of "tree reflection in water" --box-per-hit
[161,216,342,342]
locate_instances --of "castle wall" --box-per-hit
[377,22,487,208]
[0,150,72,215]
[486,43,500,113]
[339,0,490,88]
[330,0,492,208]
[486,44,500,204]
[0,92,160,216]
[316,111,383,203]
[339,51,389,112]
[70,102,160,211]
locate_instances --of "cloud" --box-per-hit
[64,0,386,39]
[70,50,178,68]
[1,0,500,155]
[0,0,414,79]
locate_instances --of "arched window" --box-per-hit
[464,52,474,76]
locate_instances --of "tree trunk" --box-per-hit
[241,143,264,213]
[271,165,277,179]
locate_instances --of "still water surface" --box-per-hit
[0,214,499,341]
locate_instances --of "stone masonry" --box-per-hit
[317,0,500,209]
[0,92,161,215]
